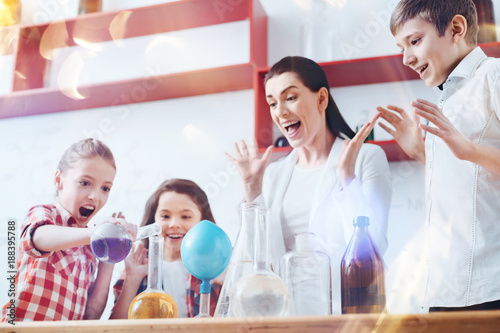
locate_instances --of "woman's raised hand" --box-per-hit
[337,112,381,189]
[225,139,274,202]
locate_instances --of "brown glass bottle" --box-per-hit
[473,0,497,43]
[341,216,386,314]
[78,0,103,15]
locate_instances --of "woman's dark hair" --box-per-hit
[264,56,355,140]
[140,178,215,248]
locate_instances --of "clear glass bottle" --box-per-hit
[91,222,161,264]
[128,235,179,319]
[214,202,260,317]
[78,0,102,15]
[0,0,21,27]
[341,216,386,314]
[280,232,332,316]
[231,207,289,317]
[473,0,497,43]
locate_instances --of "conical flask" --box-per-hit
[231,207,289,317]
[280,232,332,316]
[128,235,179,319]
[341,216,385,314]
[213,202,260,317]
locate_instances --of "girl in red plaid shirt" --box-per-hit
[110,179,223,318]
[1,138,135,322]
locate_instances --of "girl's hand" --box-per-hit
[377,104,425,164]
[412,98,472,160]
[225,139,274,202]
[338,113,380,189]
[124,243,148,282]
[94,212,138,241]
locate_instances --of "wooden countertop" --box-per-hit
[2,311,500,333]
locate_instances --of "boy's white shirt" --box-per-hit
[423,46,500,307]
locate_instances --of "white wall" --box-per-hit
[1,0,500,318]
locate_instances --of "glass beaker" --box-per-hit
[90,222,161,264]
[280,232,332,316]
[213,202,260,317]
[341,216,386,314]
[231,207,289,317]
[128,235,179,319]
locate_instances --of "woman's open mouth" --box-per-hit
[283,120,301,137]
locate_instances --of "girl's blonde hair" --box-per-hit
[57,138,116,173]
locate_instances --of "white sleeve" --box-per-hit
[332,144,392,256]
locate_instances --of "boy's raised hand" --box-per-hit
[412,98,472,161]
[377,104,425,164]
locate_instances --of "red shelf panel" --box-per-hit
[0,0,267,119]
[0,64,253,119]
[254,42,500,162]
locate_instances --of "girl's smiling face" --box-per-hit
[55,156,115,226]
[154,191,202,261]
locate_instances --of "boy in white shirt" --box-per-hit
[377,0,500,311]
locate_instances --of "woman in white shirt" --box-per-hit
[226,56,392,314]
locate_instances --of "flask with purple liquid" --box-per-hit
[91,222,161,264]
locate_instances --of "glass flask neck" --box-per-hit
[253,207,272,272]
[235,202,262,263]
[136,223,161,241]
[147,235,164,290]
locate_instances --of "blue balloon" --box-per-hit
[181,220,232,293]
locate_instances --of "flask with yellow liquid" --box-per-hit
[0,0,21,27]
[128,235,179,319]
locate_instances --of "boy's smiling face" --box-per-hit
[395,17,460,87]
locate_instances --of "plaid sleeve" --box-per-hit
[20,205,57,258]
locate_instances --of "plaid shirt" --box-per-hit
[1,202,97,321]
[113,270,221,317]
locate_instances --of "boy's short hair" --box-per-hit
[390,0,479,45]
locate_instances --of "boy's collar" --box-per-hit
[434,46,486,93]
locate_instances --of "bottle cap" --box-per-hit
[353,216,370,227]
